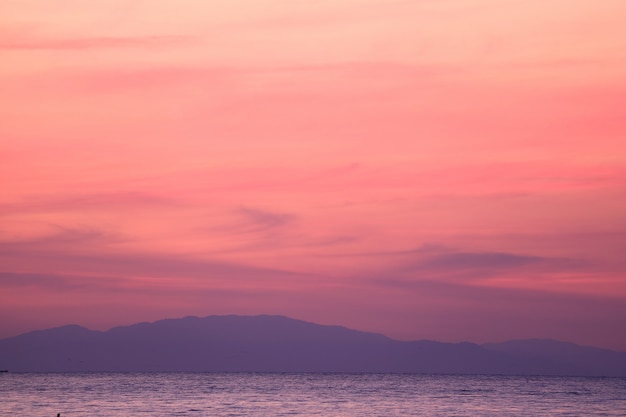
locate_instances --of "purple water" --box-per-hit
[2,373,625,416]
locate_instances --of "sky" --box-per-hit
[2,0,626,350]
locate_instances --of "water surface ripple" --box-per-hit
[2,373,625,416]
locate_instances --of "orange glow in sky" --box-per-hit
[2,0,626,349]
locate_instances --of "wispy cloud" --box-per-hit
[0,34,195,51]
[0,226,117,252]
[0,233,305,283]
[0,192,178,215]
[237,207,294,230]
[408,250,591,277]
[0,271,125,292]
[419,252,544,270]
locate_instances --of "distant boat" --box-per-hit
[0,370,8,373]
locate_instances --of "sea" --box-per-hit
[1,373,625,417]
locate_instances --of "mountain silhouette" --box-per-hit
[1,315,624,375]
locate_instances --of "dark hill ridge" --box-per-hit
[1,315,625,375]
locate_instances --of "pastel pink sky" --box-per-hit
[2,0,626,349]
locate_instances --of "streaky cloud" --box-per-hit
[0,191,178,215]
[0,34,196,50]
[421,252,544,270]
[237,206,295,230]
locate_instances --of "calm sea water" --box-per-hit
[1,373,625,417]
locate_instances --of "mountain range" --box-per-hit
[1,315,625,376]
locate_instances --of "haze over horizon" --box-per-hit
[2,1,626,350]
